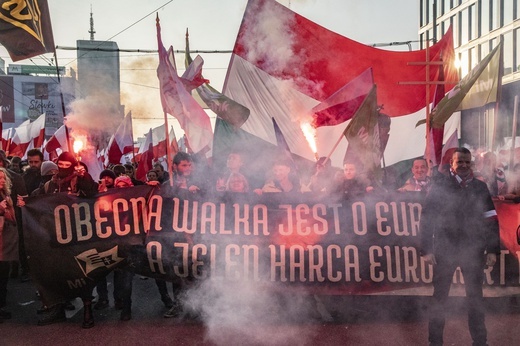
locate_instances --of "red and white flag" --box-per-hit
[156,16,213,155]
[44,124,68,152]
[312,68,374,128]
[135,129,154,182]
[152,124,178,159]
[10,113,45,157]
[180,54,209,92]
[1,127,12,153]
[223,0,458,166]
[106,112,134,165]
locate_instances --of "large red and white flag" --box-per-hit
[135,129,154,182]
[152,124,178,159]
[0,0,55,62]
[156,16,213,155]
[223,0,458,166]
[10,113,45,157]
[312,68,374,128]
[106,112,134,164]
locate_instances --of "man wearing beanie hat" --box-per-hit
[41,161,58,177]
[30,161,58,196]
[36,151,98,327]
[98,169,116,192]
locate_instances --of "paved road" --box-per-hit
[2,274,520,345]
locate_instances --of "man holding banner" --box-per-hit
[420,147,500,346]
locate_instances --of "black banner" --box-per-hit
[22,186,520,305]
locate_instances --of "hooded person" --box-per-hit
[36,152,99,328]
[41,152,98,197]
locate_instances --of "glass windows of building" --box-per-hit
[444,0,452,13]
[461,8,469,43]
[490,0,500,30]
[503,0,514,25]
[481,41,490,59]
[452,14,460,47]
[460,49,469,77]
[469,4,477,40]
[515,28,520,72]
[503,31,513,75]
[480,0,490,36]
[469,46,478,69]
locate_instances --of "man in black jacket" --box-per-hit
[420,147,500,346]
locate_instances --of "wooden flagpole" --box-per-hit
[509,95,518,170]
[164,112,174,187]
[399,39,456,168]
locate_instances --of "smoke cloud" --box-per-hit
[184,278,320,345]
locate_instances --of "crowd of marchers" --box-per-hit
[0,145,517,334]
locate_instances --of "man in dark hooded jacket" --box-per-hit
[36,152,98,327]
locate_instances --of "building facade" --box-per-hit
[419,0,520,152]
[0,66,75,137]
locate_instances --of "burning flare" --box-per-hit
[300,122,318,159]
[73,139,84,154]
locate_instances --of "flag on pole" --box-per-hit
[106,112,134,164]
[1,127,12,153]
[343,85,381,175]
[425,62,446,166]
[44,124,68,158]
[135,129,153,182]
[156,15,213,155]
[185,29,249,130]
[312,68,374,127]
[223,0,457,166]
[429,43,502,129]
[10,113,45,157]
[151,124,178,159]
[0,0,55,61]
[180,53,209,92]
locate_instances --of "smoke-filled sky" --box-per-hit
[0,0,419,140]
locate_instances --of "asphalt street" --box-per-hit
[2,273,520,346]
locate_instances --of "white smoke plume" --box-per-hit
[184,277,320,345]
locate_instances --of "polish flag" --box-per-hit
[45,124,68,153]
[152,124,178,159]
[156,16,213,155]
[135,129,153,182]
[106,112,134,164]
[222,0,458,166]
[10,113,46,157]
